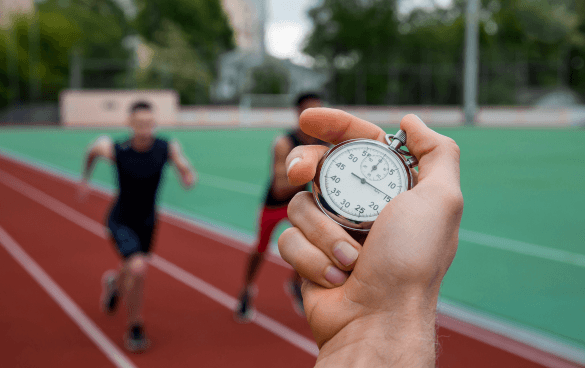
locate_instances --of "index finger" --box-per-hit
[399,114,461,189]
[300,108,387,145]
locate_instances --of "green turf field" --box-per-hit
[0,127,583,351]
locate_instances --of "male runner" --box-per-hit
[235,93,328,322]
[79,101,197,352]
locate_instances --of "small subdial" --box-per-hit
[360,155,390,181]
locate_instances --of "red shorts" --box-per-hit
[256,205,289,253]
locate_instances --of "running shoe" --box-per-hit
[285,279,305,317]
[234,285,256,323]
[125,324,150,353]
[100,270,119,316]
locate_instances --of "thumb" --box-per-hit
[285,145,330,186]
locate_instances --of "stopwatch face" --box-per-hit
[314,139,412,230]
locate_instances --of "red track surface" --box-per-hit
[0,153,572,367]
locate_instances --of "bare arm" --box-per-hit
[82,136,114,182]
[279,111,464,367]
[271,136,304,200]
[169,140,197,189]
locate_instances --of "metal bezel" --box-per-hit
[312,138,414,233]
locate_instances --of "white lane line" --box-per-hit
[0,146,262,196]
[0,226,137,368]
[160,209,291,269]
[1,150,584,364]
[459,229,585,268]
[438,301,585,366]
[0,147,286,265]
[1,147,583,268]
[0,168,319,358]
[151,256,318,356]
[200,172,262,195]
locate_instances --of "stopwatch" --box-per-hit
[312,130,418,232]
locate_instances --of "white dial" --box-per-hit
[360,154,390,181]
[319,140,409,223]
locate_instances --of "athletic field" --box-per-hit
[0,126,583,367]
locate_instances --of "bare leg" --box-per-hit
[244,250,265,288]
[117,254,148,326]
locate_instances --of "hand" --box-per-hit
[278,109,463,367]
[182,171,196,189]
[77,179,91,202]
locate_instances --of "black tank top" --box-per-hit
[264,131,318,208]
[112,137,169,225]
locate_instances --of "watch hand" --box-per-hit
[351,172,365,183]
[372,157,383,171]
[351,172,392,198]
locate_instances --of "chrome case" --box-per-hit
[312,138,414,233]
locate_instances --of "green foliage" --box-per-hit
[0,0,234,107]
[133,0,235,103]
[0,0,133,107]
[304,0,585,105]
[137,21,212,104]
[248,60,290,95]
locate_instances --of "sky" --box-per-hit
[265,0,452,66]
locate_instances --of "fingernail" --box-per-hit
[324,266,347,285]
[333,242,358,266]
[287,157,301,175]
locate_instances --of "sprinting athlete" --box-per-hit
[78,101,197,352]
[235,93,328,322]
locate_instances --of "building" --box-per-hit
[212,0,328,104]
[221,0,265,53]
[0,0,33,28]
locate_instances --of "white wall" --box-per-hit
[179,106,585,128]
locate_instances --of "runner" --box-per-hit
[234,93,328,322]
[78,101,197,352]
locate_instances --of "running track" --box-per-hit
[0,153,580,368]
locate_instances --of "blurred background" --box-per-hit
[1,0,584,124]
[0,0,584,367]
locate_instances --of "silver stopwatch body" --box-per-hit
[312,130,418,232]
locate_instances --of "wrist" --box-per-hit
[316,296,437,368]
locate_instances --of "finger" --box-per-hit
[300,108,387,145]
[411,167,419,187]
[278,227,349,288]
[287,192,362,270]
[285,145,330,186]
[400,114,461,195]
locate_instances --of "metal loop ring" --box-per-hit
[385,134,412,158]
[384,134,396,146]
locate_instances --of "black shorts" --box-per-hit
[106,209,156,259]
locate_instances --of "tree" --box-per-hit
[133,0,235,103]
[303,0,585,105]
[137,20,212,104]
[248,59,290,95]
[0,0,134,107]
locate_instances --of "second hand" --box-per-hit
[351,172,392,199]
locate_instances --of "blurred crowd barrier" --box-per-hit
[60,90,179,127]
[177,106,585,128]
[2,90,581,128]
